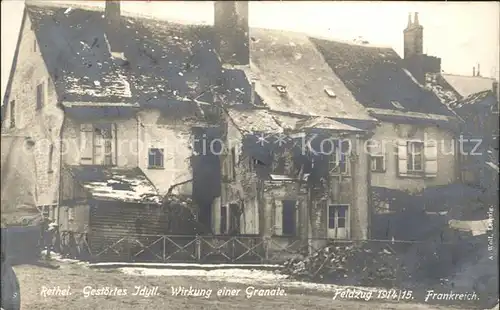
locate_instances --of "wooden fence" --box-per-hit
[56,231,334,264]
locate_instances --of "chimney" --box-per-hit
[414,12,420,25]
[473,66,476,77]
[104,1,124,59]
[214,1,250,66]
[477,64,481,77]
[403,11,423,59]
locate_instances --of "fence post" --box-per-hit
[162,236,166,262]
[195,235,201,262]
[264,236,270,263]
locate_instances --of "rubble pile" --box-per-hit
[281,242,407,288]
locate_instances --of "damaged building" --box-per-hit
[2,1,482,262]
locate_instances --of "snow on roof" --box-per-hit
[68,165,162,204]
[295,116,364,132]
[442,74,497,98]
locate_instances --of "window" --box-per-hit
[282,200,297,236]
[328,205,348,229]
[34,39,37,53]
[370,155,385,172]
[9,100,15,128]
[148,148,164,168]
[220,205,227,234]
[36,82,45,110]
[407,141,424,172]
[80,123,116,165]
[48,144,54,173]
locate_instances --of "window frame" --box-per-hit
[407,141,424,173]
[148,148,165,169]
[370,154,386,173]
[327,205,348,229]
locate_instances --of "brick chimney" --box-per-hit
[214,1,250,66]
[402,12,441,85]
[403,12,423,59]
[104,1,124,60]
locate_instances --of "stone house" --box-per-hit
[313,13,463,207]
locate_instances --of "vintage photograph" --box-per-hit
[1,1,499,309]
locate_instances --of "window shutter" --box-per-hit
[80,124,93,163]
[274,202,283,236]
[397,140,408,176]
[424,140,438,177]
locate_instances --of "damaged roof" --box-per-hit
[26,4,375,128]
[27,4,220,107]
[311,38,457,118]
[424,73,462,108]
[68,165,162,204]
[452,90,495,110]
[27,5,133,103]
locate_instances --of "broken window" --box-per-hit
[282,200,297,236]
[148,148,164,168]
[220,205,227,234]
[328,205,348,229]
[80,123,116,165]
[407,141,424,172]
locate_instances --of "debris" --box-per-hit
[280,242,406,288]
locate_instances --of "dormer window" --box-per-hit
[391,100,405,110]
[324,87,336,98]
[272,84,287,94]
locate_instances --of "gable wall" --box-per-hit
[2,13,64,207]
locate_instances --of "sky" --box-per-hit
[2,1,499,101]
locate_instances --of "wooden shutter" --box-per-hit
[424,140,438,177]
[397,140,408,176]
[274,201,283,236]
[80,124,93,163]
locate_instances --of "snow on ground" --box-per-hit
[118,267,381,293]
